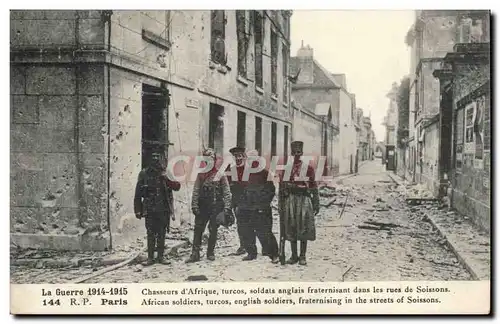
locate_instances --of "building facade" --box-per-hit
[290,43,358,176]
[405,10,490,195]
[10,10,293,250]
[405,10,490,231]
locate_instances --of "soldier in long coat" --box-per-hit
[134,151,181,266]
[278,141,320,266]
[227,146,248,256]
[237,156,279,263]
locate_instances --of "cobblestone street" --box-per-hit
[11,159,475,284]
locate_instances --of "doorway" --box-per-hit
[209,103,224,155]
[141,84,168,169]
[438,86,453,197]
[271,122,277,157]
[386,145,396,171]
[255,116,262,155]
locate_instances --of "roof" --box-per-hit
[290,57,341,88]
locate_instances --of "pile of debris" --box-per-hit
[406,184,434,199]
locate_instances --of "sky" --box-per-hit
[290,10,415,142]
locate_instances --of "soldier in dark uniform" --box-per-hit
[237,153,279,262]
[227,146,246,256]
[134,151,181,266]
[278,141,320,266]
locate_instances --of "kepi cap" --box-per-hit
[291,141,304,150]
[229,146,246,155]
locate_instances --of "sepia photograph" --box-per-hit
[8,7,491,314]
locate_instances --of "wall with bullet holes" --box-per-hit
[10,10,293,250]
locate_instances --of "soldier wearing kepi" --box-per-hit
[278,141,320,266]
[134,150,181,266]
[227,146,247,256]
[238,149,279,262]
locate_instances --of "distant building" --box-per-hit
[290,42,357,176]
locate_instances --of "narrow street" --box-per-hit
[11,159,472,284]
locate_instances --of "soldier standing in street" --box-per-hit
[186,148,233,263]
[278,141,320,266]
[238,150,279,262]
[227,146,247,256]
[134,150,181,266]
[227,147,268,257]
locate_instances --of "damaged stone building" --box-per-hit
[405,10,490,231]
[10,10,293,250]
[355,108,375,164]
[290,43,358,176]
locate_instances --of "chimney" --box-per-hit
[331,74,347,88]
[296,41,314,84]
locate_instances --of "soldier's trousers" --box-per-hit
[192,212,218,257]
[239,208,278,258]
[145,214,168,260]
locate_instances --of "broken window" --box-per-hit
[254,11,263,89]
[211,10,226,65]
[271,29,278,95]
[209,103,225,155]
[237,111,246,148]
[255,116,262,155]
[282,43,289,103]
[236,10,250,78]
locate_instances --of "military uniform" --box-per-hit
[227,146,247,255]
[134,153,181,266]
[238,163,279,262]
[186,148,232,263]
[278,141,320,266]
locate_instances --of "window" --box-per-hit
[209,103,225,155]
[237,111,246,148]
[211,10,226,65]
[455,108,464,169]
[236,10,249,78]
[254,11,263,89]
[255,116,262,155]
[282,12,290,40]
[141,11,172,49]
[271,29,278,95]
[271,122,277,156]
[282,43,289,103]
[484,93,490,151]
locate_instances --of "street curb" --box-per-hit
[386,172,481,281]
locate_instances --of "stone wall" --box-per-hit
[291,104,323,157]
[10,10,294,250]
[451,63,490,232]
[10,10,109,250]
[338,90,356,175]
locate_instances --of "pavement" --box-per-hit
[387,171,491,281]
[11,159,484,283]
